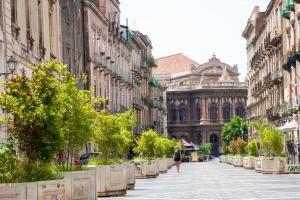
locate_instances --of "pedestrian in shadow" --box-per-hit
[173,146,182,173]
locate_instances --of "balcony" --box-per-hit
[266,106,281,121]
[271,69,283,85]
[133,97,144,109]
[282,51,300,72]
[142,95,153,106]
[281,0,294,20]
[270,29,282,46]
[149,76,158,87]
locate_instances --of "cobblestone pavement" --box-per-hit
[101,159,300,200]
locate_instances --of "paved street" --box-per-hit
[102,159,300,200]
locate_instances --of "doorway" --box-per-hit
[210,134,219,156]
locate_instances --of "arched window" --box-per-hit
[169,104,177,122]
[223,102,231,122]
[236,103,245,118]
[209,103,218,122]
[196,103,201,120]
[179,103,186,122]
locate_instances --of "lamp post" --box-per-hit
[0,56,17,76]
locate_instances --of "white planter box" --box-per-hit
[61,169,96,200]
[135,160,158,179]
[225,156,233,164]
[219,155,225,163]
[158,159,168,173]
[167,158,175,168]
[95,164,127,197]
[262,157,288,174]
[0,179,65,200]
[233,156,243,167]
[255,157,263,172]
[121,162,136,190]
[155,160,160,176]
[243,156,255,169]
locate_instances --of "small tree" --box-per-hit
[221,116,248,146]
[235,137,246,155]
[0,61,67,176]
[134,130,158,157]
[251,120,284,157]
[229,140,238,155]
[61,73,99,166]
[94,110,136,160]
[247,140,259,157]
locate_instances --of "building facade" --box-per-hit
[82,0,164,135]
[243,0,300,163]
[59,0,84,87]
[0,0,62,142]
[154,53,247,155]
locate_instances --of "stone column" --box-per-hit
[201,98,205,120]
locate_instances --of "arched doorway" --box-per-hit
[210,134,219,156]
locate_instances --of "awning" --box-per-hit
[181,138,194,148]
[278,120,298,132]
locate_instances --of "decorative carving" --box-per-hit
[39,45,46,58]
[27,34,34,51]
[11,23,20,40]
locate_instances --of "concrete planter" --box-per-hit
[95,164,127,197]
[219,155,225,163]
[255,157,263,172]
[233,156,243,167]
[158,159,168,173]
[121,162,136,190]
[155,160,160,176]
[135,160,158,179]
[225,156,233,164]
[0,179,65,200]
[243,156,255,169]
[261,157,288,174]
[167,158,175,168]
[62,169,96,200]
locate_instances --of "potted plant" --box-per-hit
[243,140,258,169]
[90,110,136,196]
[252,120,287,174]
[0,61,73,200]
[198,143,212,162]
[133,130,160,179]
[232,138,246,167]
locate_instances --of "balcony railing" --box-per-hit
[167,82,247,91]
[133,97,144,108]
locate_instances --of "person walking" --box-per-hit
[173,146,182,173]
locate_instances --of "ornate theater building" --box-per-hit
[153,53,247,155]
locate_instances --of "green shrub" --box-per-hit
[221,116,248,146]
[88,158,124,165]
[236,137,246,155]
[134,130,158,157]
[198,143,212,155]
[252,120,284,157]
[247,140,259,157]
[55,164,88,172]
[20,161,61,182]
[0,138,20,183]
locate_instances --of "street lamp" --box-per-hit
[0,56,17,76]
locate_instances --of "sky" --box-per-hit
[120,0,270,80]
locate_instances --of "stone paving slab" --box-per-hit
[99,159,300,200]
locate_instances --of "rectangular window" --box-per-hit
[11,0,17,24]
